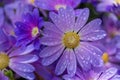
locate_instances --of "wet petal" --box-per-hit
[55,49,69,75]
[74,8,89,32]
[11,55,38,63]
[80,19,102,34]
[42,47,64,66]
[40,45,62,58]
[111,75,120,80]
[75,45,91,71]
[40,37,61,46]
[81,42,103,67]
[67,50,76,77]
[99,67,117,80]
[49,7,75,32]
[10,44,35,57]
[9,62,35,72]
[13,69,35,80]
[80,30,106,41]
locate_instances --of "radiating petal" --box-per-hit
[80,30,106,41]
[75,45,91,71]
[67,50,76,77]
[58,7,75,32]
[49,7,75,32]
[40,37,61,46]
[9,44,35,57]
[44,22,63,35]
[40,45,63,58]
[11,55,38,63]
[74,8,89,32]
[9,62,35,72]
[13,69,35,80]
[81,42,103,67]
[55,49,69,75]
[79,19,102,34]
[99,68,117,80]
[111,75,120,80]
[41,47,64,66]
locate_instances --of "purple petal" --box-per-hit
[74,8,89,32]
[43,22,63,35]
[40,45,63,58]
[81,42,103,67]
[13,69,35,80]
[99,67,117,80]
[79,19,101,34]
[75,45,91,71]
[80,30,106,41]
[9,62,35,72]
[67,50,76,76]
[40,37,61,46]
[10,54,38,63]
[55,49,69,75]
[111,75,120,80]
[41,46,64,66]
[9,44,35,57]
[57,7,75,32]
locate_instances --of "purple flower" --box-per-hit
[35,0,81,11]
[4,1,33,24]
[64,67,120,80]
[0,29,38,80]
[15,8,43,48]
[97,0,120,16]
[39,7,106,76]
[0,71,9,80]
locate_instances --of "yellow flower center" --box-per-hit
[55,4,66,10]
[30,0,34,4]
[32,27,39,37]
[102,53,109,63]
[0,53,9,70]
[63,32,80,49]
[115,0,120,4]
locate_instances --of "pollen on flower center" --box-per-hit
[63,32,80,49]
[0,53,9,70]
[55,4,66,10]
[30,0,34,4]
[102,52,109,63]
[32,27,39,37]
[115,0,120,4]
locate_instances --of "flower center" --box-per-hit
[115,0,120,4]
[102,53,109,63]
[30,0,34,4]
[63,32,80,49]
[0,53,9,70]
[55,4,66,10]
[32,27,39,37]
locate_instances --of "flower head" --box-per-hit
[35,0,81,11]
[15,8,43,47]
[97,0,120,16]
[40,7,106,76]
[0,29,38,80]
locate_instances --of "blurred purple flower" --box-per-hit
[4,1,33,24]
[15,8,43,48]
[0,71,8,80]
[35,0,81,11]
[97,0,120,16]
[100,14,120,68]
[39,7,106,76]
[64,67,120,80]
[0,29,38,80]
